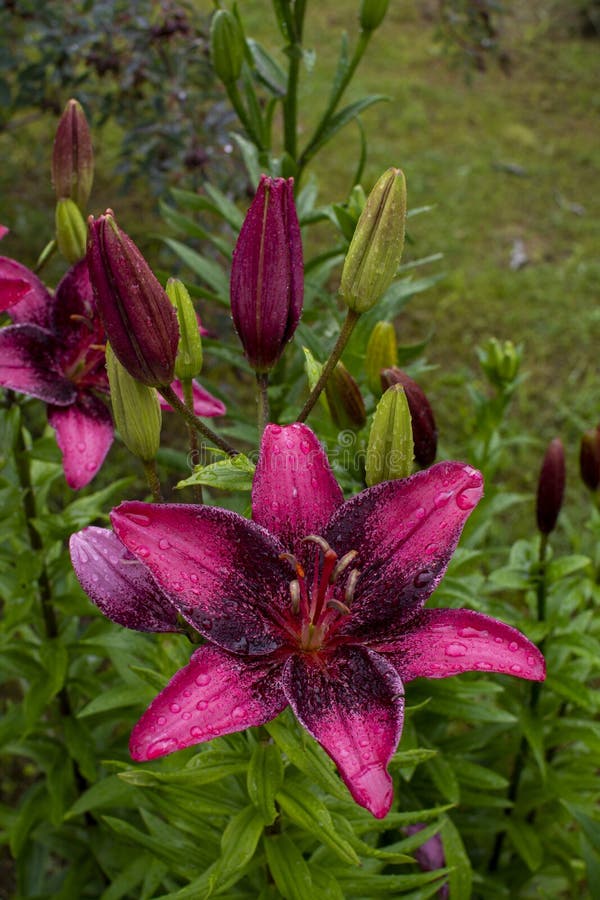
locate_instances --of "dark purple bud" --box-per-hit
[381,367,437,467]
[325,361,366,431]
[230,175,303,372]
[536,437,566,535]
[87,211,179,387]
[579,426,600,492]
[52,99,94,211]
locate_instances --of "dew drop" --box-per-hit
[527,655,536,667]
[159,538,170,550]
[157,716,167,726]
[508,641,519,652]
[190,573,198,583]
[85,461,96,472]
[196,700,208,710]
[292,487,298,499]
[147,738,178,758]
[170,703,181,713]
[300,440,311,455]
[445,641,468,658]
[310,476,318,488]
[195,673,211,687]
[413,569,433,588]
[91,573,99,583]
[494,636,503,644]
[183,690,191,698]
[182,712,191,721]
[270,425,282,435]
[77,548,89,564]
[510,664,522,673]
[76,441,86,453]
[476,660,493,670]
[358,737,370,748]
[128,513,151,526]
[190,725,204,737]
[232,706,246,720]
[434,490,453,509]
[137,546,150,558]
[414,506,426,520]
[456,486,481,511]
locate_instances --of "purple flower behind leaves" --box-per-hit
[70,423,544,817]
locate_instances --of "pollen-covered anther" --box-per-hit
[303,534,333,555]
[327,598,351,615]
[289,579,301,613]
[330,550,358,584]
[69,313,95,331]
[344,569,361,605]
[279,551,305,579]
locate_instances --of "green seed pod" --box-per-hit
[359,0,390,32]
[210,9,245,85]
[55,198,87,264]
[106,343,162,462]
[166,278,203,381]
[366,384,414,486]
[339,167,406,314]
[365,321,398,395]
[325,361,366,431]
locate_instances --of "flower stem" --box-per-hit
[256,372,270,437]
[488,532,549,872]
[142,459,162,502]
[159,384,238,457]
[283,0,306,161]
[296,309,360,423]
[182,378,203,504]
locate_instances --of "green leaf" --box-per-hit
[275,777,359,865]
[247,38,287,95]
[160,201,231,258]
[264,833,314,900]
[308,94,389,157]
[265,715,347,800]
[451,757,509,791]
[77,685,150,718]
[62,716,97,783]
[162,238,229,300]
[231,132,262,186]
[546,675,600,712]
[119,751,248,786]
[247,742,284,825]
[176,453,256,492]
[390,748,438,769]
[440,815,472,898]
[506,818,543,871]
[66,774,141,819]
[426,754,460,804]
[203,182,244,230]
[215,804,264,888]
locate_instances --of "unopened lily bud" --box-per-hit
[580,426,600,492]
[325,361,366,431]
[365,321,398,395]
[51,98,94,211]
[106,343,162,462]
[210,9,244,85]
[359,0,390,31]
[366,385,413,486]
[478,337,521,389]
[231,175,303,373]
[55,198,87,264]
[381,367,437,467]
[166,278,203,381]
[87,211,179,387]
[536,437,565,535]
[340,167,406,313]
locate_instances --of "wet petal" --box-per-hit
[129,644,287,760]
[48,393,113,489]
[282,646,404,818]
[159,379,226,417]
[0,324,75,405]
[111,501,293,655]
[0,257,52,327]
[51,259,102,351]
[382,609,545,682]
[70,526,182,632]
[324,461,483,643]
[252,423,344,557]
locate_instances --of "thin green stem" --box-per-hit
[297,29,371,178]
[296,309,360,423]
[159,383,238,457]
[182,378,203,504]
[226,79,265,150]
[256,372,270,437]
[488,532,549,872]
[282,0,307,161]
[142,459,162,502]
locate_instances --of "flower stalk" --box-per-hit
[296,309,360,423]
[158,383,238,457]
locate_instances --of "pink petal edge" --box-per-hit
[130,644,286,760]
[381,608,545,682]
[48,394,113,489]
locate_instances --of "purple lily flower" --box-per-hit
[70,423,544,817]
[0,257,113,489]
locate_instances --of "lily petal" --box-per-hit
[324,461,483,643]
[0,257,52,327]
[48,393,113,489]
[111,502,292,655]
[129,644,287,760]
[69,527,183,632]
[382,609,545,682]
[159,379,226,417]
[0,226,8,241]
[282,646,404,818]
[0,324,76,405]
[252,423,344,557]
[51,260,100,349]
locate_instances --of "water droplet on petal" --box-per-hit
[157,716,167,726]
[456,486,481,510]
[494,636,503,644]
[232,706,246,720]
[170,703,181,714]
[195,673,210,687]
[445,642,468,658]
[434,490,453,509]
[508,641,519,652]
[182,712,191,721]
[159,538,170,550]
[300,440,311,455]
[128,513,151,526]
[196,700,208,710]
[510,663,522,673]
[414,506,426,520]
[77,548,89,564]
[76,442,86,453]
[413,569,433,588]
[527,655,536,666]
[190,725,204,737]
[137,546,150,558]
[147,738,178,758]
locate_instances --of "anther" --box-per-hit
[327,599,351,615]
[69,313,95,331]
[279,552,305,579]
[303,534,333,555]
[344,568,360,605]
[89,343,107,352]
[330,550,358,584]
[289,579,300,613]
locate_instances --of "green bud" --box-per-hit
[365,321,398,395]
[325,361,366,431]
[365,384,414,486]
[210,9,245,85]
[359,0,390,32]
[339,167,406,313]
[55,198,87,264]
[478,337,521,388]
[166,278,203,381]
[106,343,162,462]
